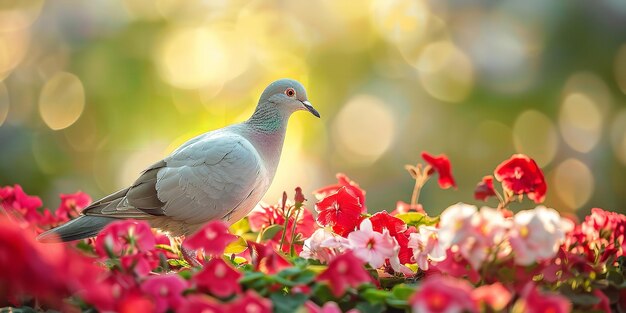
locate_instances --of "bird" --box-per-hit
[37,78,320,243]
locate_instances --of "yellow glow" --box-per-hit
[0,0,44,31]
[615,44,626,95]
[0,82,8,126]
[333,94,395,165]
[417,41,474,103]
[513,110,558,167]
[156,26,250,90]
[0,28,29,81]
[121,0,161,20]
[559,93,602,153]
[64,112,98,152]
[370,0,430,44]
[118,141,169,188]
[552,158,594,210]
[610,109,626,166]
[39,72,85,130]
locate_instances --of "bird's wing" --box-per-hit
[156,133,265,223]
[83,133,265,224]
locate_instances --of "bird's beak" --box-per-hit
[301,100,320,118]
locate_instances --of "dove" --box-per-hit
[38,78,320,243]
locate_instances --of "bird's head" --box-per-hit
[258,79,320,118]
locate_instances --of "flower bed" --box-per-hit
[0,153,624,313]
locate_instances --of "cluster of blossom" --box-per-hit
[0,153,625,312]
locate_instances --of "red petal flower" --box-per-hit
[494,154,546,203]
[228,290,272,313]
[193,258,242,298]
[315,187,364,237]
[421,152,457,189]
[369,211,407,236]
[516,283,571,313]
[295,186,306,204]
[473,282,512,311]
[248,241,291,274]
[179,295,225,313]
[95,220,156,257]
[185,220,237,256]
[474,175,496,201]
[141,274,188,313]
[314,173,366,211]
[317,251,372,297]
[55,191,91,222]
[410,275,478,313]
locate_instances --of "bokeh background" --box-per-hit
[1,0,626,217]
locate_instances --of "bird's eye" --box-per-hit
[285,88,296,97]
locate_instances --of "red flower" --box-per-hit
[494,154,547,203]
[248,202,316,253]
[474,175,496,201]
[248,241,291,274]
[314,173,366,211]
[369,211,407,236]
[179,295,225,313]
[55,191,91,222]
[515,283,571,313]
[141,274,188,313]
[295,186,306,204]
[316,187,364,237]
[317,251,372,297]
[118,294,156,313]
[95,220,156,257]
[472,282,512,311]
[421,152,457,189]
[184,220,237,256]
[192,258,242,297]
[228,290,272,313]
[409,275,478,313]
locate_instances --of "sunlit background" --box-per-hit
[1,0,626,217]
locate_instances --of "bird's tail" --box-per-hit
[37,215,118,243]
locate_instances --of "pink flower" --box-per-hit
[192,258,242,298]
[474,175,496,202]
[472,282,512,311]
[229,290,272,313]
[301,228,339,262]
[178,295,224,313]
[118,294,156,313]
[408,226,446,270]
[494,154,547,203]
[421,152,457,189]
[348,219,396,268]
[141,274,188,313]
[509,206,568,265]
[409,275,478,313]
[184,220,237,256]
[391,201,425,215]
[315,187,364,237]
[314,173,366,211]
[95,220,156,257]
[438,204,509,270]
[305,301,360,313]
[514,283,571,313]
[317,251,372,297]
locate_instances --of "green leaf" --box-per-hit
[355,302,386,313]
[391,284,415,300]
[155,244,176,253]
[167,259,190,268]
[361,288,391,304]
[239,271,266,284]
[229,217,251,235]
[224,236,248,254]
[395,212,439,227]
[312,283,336,302]
[261,224,284,241]
[270,293,308,313]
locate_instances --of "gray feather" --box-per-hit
[37,215,118,243]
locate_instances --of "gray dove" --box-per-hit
[38,78,319,243]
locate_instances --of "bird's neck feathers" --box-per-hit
[245,101,289,133]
